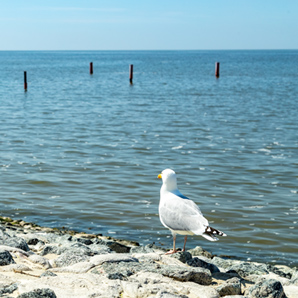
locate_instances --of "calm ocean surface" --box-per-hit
[1,50,298,266]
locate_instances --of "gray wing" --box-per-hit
[159,192,208,235]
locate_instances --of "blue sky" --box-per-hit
[1,0,297,50]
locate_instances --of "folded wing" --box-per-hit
[159,192,208,235]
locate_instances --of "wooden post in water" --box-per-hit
[24,71,27,91]
[90,62,93,75]
[129,64,133,84]
[215,62,220,78]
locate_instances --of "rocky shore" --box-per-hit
[0,216,297,298]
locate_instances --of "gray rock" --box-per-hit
[130,245,150,254]
[0,250,15,266]
[67,242,92,254]
[40,271,57,277]
[89,243,114,255]
[188,246,213,259]
[48,242,93,266]
[57,234,73,243]
[211,257,270,278]
[267,265,293,279]
[212,271,243,282]
[90,254,138,266]
[92,238,107,245]
[187,257,220,273]
[97,260,153,280]
[17,288,57,298]
[216,277,242,296]
[37,233,61,244]
[87,239,113,254]
[105,241,130,253]
[0,229,9,238]
[245,278,285,298]
[130,243,166,254]
[0,236,30,252]
[40,245,59,256]
[27,237,45,246]
[28,254,51,269]
[53,250,91,267]
[132,252,161,264]
[0,282,18,295]
[146,243,167,251]
[76,237,93,246]
[50,261,95,273]
[170,251,192,264]
[291,270,298,285]
[227,262,269,278]
[159,265,212,285]
[106,272,128,280]
[211,257,236,269]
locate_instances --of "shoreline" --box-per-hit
[0,216,298,298]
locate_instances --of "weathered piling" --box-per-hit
[24,71,27,90]
[90,62,93,75]
[129,64,133,84]
[215,62,220,78]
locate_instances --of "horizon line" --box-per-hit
[0,48,297,52]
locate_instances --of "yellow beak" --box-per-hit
[157,173,162,179]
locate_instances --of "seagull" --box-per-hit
[157,169,226,254]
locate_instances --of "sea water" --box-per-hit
[1,50,298,266]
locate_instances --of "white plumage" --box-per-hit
[158,169,226,254]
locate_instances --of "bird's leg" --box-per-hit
[173,234,176,252]
[182,235,187,252]
[165,234,177,255]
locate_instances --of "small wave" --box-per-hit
[172,146,183,150]
[290,207,298,211]
[247,205,264,209]
[137,200,151,204]
[272,155,285,159]
[258,148,271,153]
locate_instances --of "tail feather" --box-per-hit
[203,226,226,242]
[202,233,218,241]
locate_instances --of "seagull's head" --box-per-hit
[158,169,178,191]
